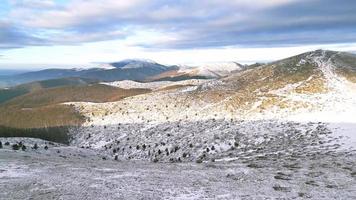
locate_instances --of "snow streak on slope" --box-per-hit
[100,79,208,90]
[274,51,356,123]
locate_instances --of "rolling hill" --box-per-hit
[0,59,174,88]
[0,83,150,128]
[63,50,356,162]
[0,77,98,104]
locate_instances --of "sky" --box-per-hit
[0,0,356,69]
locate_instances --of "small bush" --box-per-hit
[12,144,20,150]
[21,145,26,151]
[33,143,38,150]
[44,145,48,150]
[4,142,10,146]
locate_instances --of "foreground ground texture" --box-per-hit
[1,120,356,200]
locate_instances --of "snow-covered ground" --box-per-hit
[1,123,355,199]
[100,79,208,90]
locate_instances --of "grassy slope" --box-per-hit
[189,51,326,113]
[0,77,98,104]
[0,84,150,128]
[331,52,356,83]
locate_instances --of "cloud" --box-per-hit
[9,0,56,9]
[2,0,356,49]
[0,20,49,49]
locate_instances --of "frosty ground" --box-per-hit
[1,120,356,200]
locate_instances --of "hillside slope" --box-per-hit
[70,50,356,125]
[0,77,97,104]
[0,84,150,128]
[66,50,356,162]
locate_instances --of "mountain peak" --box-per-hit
[105,59,171,72]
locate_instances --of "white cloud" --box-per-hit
[12,0,148,28]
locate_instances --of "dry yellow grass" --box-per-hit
[0,84,151,128]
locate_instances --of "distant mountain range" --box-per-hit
[0,59,251,88]
[0,59,176,88]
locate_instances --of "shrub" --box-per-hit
[136,145,140,150]
[211,145,215,150]
[33,143,38,150]
[44,145,48,150]
[158,149,161,155]
[153,158,159,163]
[21,145,26,151]
[12,144,20,150]
[189,143,193,148]
[114,155,118,161]
[182,152,187,158]
[4,142,9,146]
[0,141,2,149]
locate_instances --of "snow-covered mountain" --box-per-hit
[64,50,356,162]
[2,50,356,164]
[145,61,244,81]
[70,50,356,125]
[177,62,244,78]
